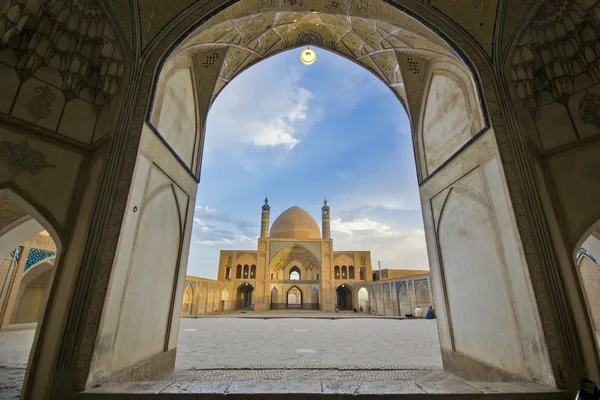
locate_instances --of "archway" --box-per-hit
[181,284,193,316]
[574,224,600,350]
[335,285,352,311]
[358,287,369,313]
[10,259,54,325]
[287,286,302,309]
[236,283,254,310]
[398,285,410,316]
[289,266,301,281]
[4,0,597,396]
[270,286,279,310]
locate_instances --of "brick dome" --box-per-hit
[270,206,321,239]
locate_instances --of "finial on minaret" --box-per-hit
[321,198,330,239]
[261,197,271,238]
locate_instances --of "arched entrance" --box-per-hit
[5,0,600,396]
[358,287,369,313]
[335,285,352,310]
[287,286,302,309]
[181,284,193,316]
[270,287,279,310]
[236,283,254,310]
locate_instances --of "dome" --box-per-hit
[270,206,321,239]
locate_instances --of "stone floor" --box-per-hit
[0,317,571,398]
[175,317,443,369]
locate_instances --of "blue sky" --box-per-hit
[186,48,428,279]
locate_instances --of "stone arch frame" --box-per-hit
[341,265,347,279]
[236,264,242,279]
[235,281,254,309]
[334,265,340,279]
[243,264,249,278]
[250,264,256,278]
[28,0,600,395]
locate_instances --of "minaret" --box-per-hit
[260,197,270,238]
[321,198,330,239]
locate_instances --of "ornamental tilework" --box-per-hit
[577,248,598,264]
[24,248,56,272]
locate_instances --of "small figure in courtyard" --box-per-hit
[359,305,363,312]
[353,307,357,313]
[425,304,436,319]
[335,306,339,313]
[414,305,424,318]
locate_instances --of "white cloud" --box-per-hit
[205,56,316,153]
[331,214,429,270]
[332,217,396,236]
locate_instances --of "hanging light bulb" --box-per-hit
[300,46,316,65]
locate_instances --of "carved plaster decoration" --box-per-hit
[0,0,125,106]
[579,92,600,128]
[269,240,322,263]
[297,31,323,45]
[0,140,56,174]
[510,0,600,110]
[28,86,56,121]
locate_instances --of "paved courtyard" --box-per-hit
[0,317,570,397]
[175,317,442,369]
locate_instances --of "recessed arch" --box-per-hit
[287,286,302,309]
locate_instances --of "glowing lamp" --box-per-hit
[300,48,316,65]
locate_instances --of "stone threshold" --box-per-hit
[77,369,568,399]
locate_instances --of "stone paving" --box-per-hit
[176,317,443,369]
[0,317,571,398]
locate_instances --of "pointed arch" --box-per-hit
[287,286,302,309]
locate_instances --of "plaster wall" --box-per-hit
[155,68,197,168]
[0,218,43,261]
[87,125,196,384]
[583,236,600,260]
[544,141,600,248]
[420,129,553,384]
[0,126,82,228]
[421,73,475,174]
[578,255,600,331]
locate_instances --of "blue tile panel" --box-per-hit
[24,248,56,272]
[577,248,597,264]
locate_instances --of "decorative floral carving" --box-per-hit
[28,86,56,121]
[579,92,600,128]
[297,31,323,45]
[0,141,56,174]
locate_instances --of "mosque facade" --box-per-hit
[181,199,434,314]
